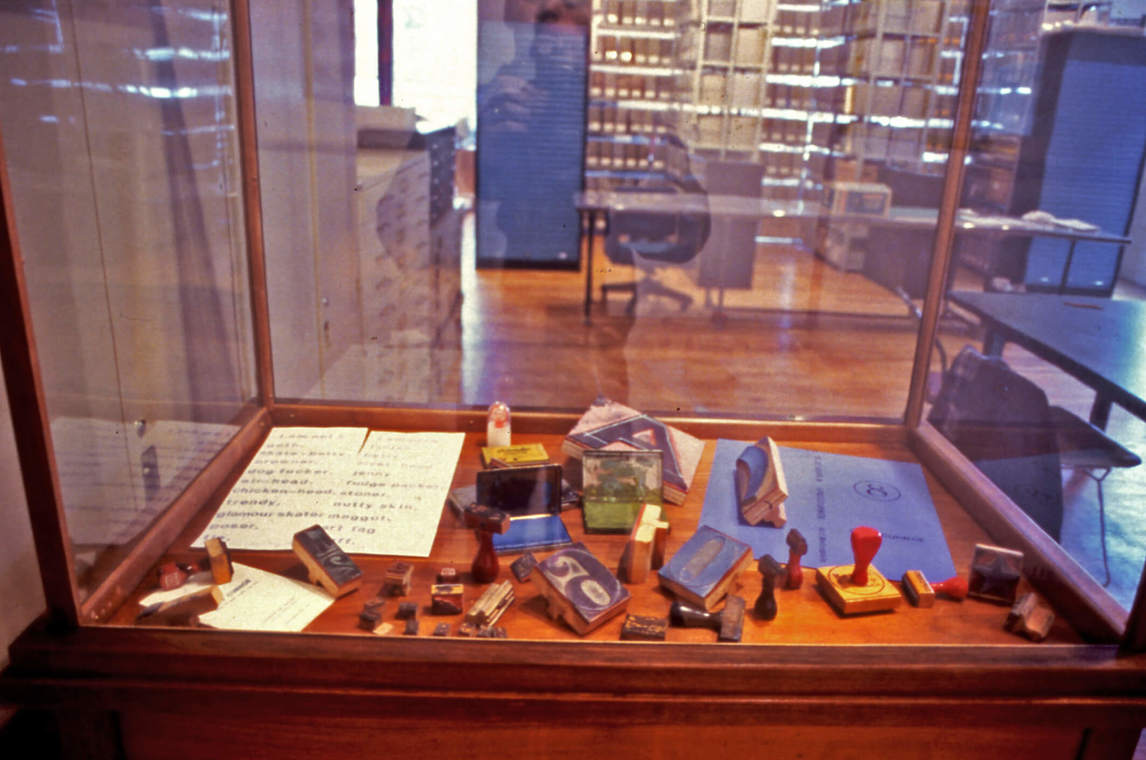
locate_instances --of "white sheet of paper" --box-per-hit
[198,563,333,633]
[193,428,464,557]
[192,427,368,550]
[325,430,465,556]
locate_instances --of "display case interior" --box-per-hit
[2,1,1146,758]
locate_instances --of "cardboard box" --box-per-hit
[825,181,892,217]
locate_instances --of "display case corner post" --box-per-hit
[0,128,82,629]
[904,0,992,428]
[231,0,277,410]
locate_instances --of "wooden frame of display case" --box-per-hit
[2,1,1146,758]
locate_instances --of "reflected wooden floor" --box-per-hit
[453,230,933,419]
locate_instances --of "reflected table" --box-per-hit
[949,291,1146,429]
[575,193,1131,323]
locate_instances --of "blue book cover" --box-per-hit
[493,514,573,554]
[699,440,956,581]
[657,525,752,601]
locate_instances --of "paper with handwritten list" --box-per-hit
[193,427,464,557]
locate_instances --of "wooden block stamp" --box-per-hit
[620,614,668,641]
[136,586,223,627]
[291,525,362,598]
[619,503,670,584]
[465,580,515,627]
[1005,592,1054,642]
[510,551,538,582]
[734,436,788,527]
[658,526,753,611]
[533,545,630,634]
[430,583,465,615]
[383,561,414,596]
[205,537,233,585]
[157,561,189,591]
[815,526,902,616]
[968,544,1023,604]
[901,570,935,608]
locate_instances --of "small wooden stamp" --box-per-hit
[383,561,414,596]
[718,595,746,642]
[734,436,789,527]
[1005,592,1054,642]
[136,585,223,627]
[669,596,745,642]
[437,567,459,584]
[901,570,936,608]
[620,614,668,641]
[754,554,783,621]
[396,601,418,620]
[457,622,479,637]
[358,596,386,631]
[403,617,419,636]
[533,545,630,634]
[205,537,234,585]
[476,626,508,638]
[784,529,807,589]
[371,622,394,636]
[432,623,451,637]
[157,561,188,591]
[464,504,511,583]
[291,525,362,598]
[430,583,465,615]
[619,503,670,584]
[968,544,1023,604]
[510,551,538,582]
[658,526,753,611]
[816,526,902,616]
[465,580,515,627]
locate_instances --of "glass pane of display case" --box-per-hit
[261,0,966,423]
[936,21,1146,613]
[0,1,257,601]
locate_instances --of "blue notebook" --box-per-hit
[699,440,956,581]
[493,513,573,555]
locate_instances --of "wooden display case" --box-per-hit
[1,2,1145,759]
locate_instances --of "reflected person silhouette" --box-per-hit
[477,0,589,265]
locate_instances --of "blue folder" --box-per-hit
[699,440,956,581]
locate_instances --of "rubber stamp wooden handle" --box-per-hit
[932,575,969,601]
[784,528,807,590]
[464,504,510,584]
[850,526,882,586]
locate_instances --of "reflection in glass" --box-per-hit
[0,0,253,596]
[938,24,1146,610]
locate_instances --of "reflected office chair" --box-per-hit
[929,346,1139,584]
[601,177,710,316]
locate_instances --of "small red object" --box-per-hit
[850,526,882,586]
[785,529,807,590]
[932,575,969,601]
[157,561,188,590]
